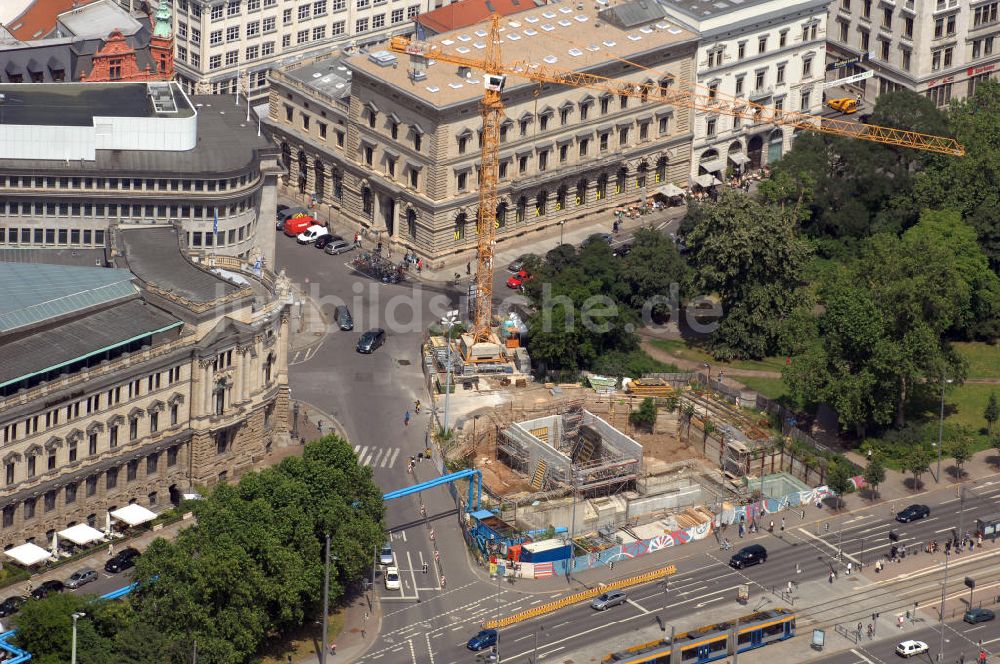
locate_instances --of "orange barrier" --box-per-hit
[483,564,677,629]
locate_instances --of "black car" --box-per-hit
[314,234,344,249]
[31,580,65,600]
[356,328,386,354]
[583,232,613,246]
[613,243,632,257]
[104,547,141,573]
[0,596,26,617]
[895,504,930,523]
[335,305,354,331]
[275,206,308,229]
[729,544,767,569]
[964,608,995,624]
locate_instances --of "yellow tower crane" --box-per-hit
[389,15,965,353]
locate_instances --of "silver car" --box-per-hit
[591,589,627,610]
[65,568,98,589]
[379,544,394,567]
[324,239,355,255]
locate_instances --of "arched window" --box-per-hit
[556,186,567,211]
[576,178,587,206]
[615,168,627,195]
[367,108,377,129]
[264,353,274,383]
[655,157,668,183]
[407,209,417,238]
[362,187,373,218]
[314,161,325,202]
[596,174,608,200]
[496,202,507,228]
[516,196,527,223]
[454,212,467,241]
[280,142,291,169]
[214,380,226,416]
[637,162,649,190]
[536,190,548,216]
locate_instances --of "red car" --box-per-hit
[282,215,316,236]
[506,270,531,289]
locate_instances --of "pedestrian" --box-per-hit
[417,259,422,274]
[466,262,471,276]
[829,571,834,584]
[329,642,337,656]
[780,517,785,532]
[787,581,793,594]
[847,561,853,575]
[769,520,774,533]
[898,615,904,629]
[867,624,873,639]
[825,522,830,532]
[404,410,411,426]
[796,563,801,574]
[108,543,114,557]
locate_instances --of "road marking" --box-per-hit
[798,527,862,564]
[626,599,650,614]
[940,497,960,505]
[695,596,726,608]
[408,639,416,663]
[850,648,876,664]
[935,526,956,534]
[966,624,990,632]
[356,446,369,463]
[384,449,401,468]
[401,530,406,542]
[425,633,436,664]
[354,444,362,454]
[984,636,1000,645]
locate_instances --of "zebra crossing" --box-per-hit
[354,444,402,469]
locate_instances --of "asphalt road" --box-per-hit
[818,615,1000,664]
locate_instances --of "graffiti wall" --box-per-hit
[513,484,833,580]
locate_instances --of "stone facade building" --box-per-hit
[266,2,696,263]
[826,0,1000,105]
[0,81,282,268]
[658,0,829,182]
[0,224,291,551]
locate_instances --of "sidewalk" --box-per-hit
[279,189,687,285]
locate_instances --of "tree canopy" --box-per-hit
[683,189,812,359]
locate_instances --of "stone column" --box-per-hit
[202,362,213,416]
[241,349,252,401]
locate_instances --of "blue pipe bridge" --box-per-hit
[383,468,482,512]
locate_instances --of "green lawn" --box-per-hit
[954,341,1000,379]
[649,338,787,373]
[944,383,998,445]
[737,376,789,401]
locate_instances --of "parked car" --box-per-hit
[895,640,929,657]
[335,305,354,331]
[31,580,65,600]
[583,232,613,246]
[282,216,317,237]
[507,254,534,272]
[296,224,330,244]
[591,590,628,610]
[613,243,632,257]
[0,596,26,617]
[729,544,767,569]
[104,547,141,573]
[314,233,342,249]
[506,270,531,289]
[964,608,995,624]
[325,239,355,255]
[467,629,498,651]
[276,206,308,229]
[384,566,401,590]
[65,568,98,589]
[895,504,930,523]
[356,328,386,354]
[379,543,394,566]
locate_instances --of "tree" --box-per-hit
[683,403,695,441]
[620,227,687,319]
[902,210,1000,341]
[903,445,933,491]
[702,419,716,448]
[785,231,968,434]
[985,391,1000,434]
[949,436,974,478]
[684,189,812,359]
[825,459,854,509]
[863,456,886,500]
[914,80,1000,272]
[630,397,657,431]
[15,593,115,664]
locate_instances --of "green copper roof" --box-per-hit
[0,263,137,333]
[153,4,172,39]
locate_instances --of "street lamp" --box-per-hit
[71,612,86,664]
[441,310,459,436]
[320,535,338,664]
[938,553,951,663]
[558,220,566,246]
[936,378,954,483]
[658,579,670,631]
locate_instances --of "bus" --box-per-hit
[603,608,796,664]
